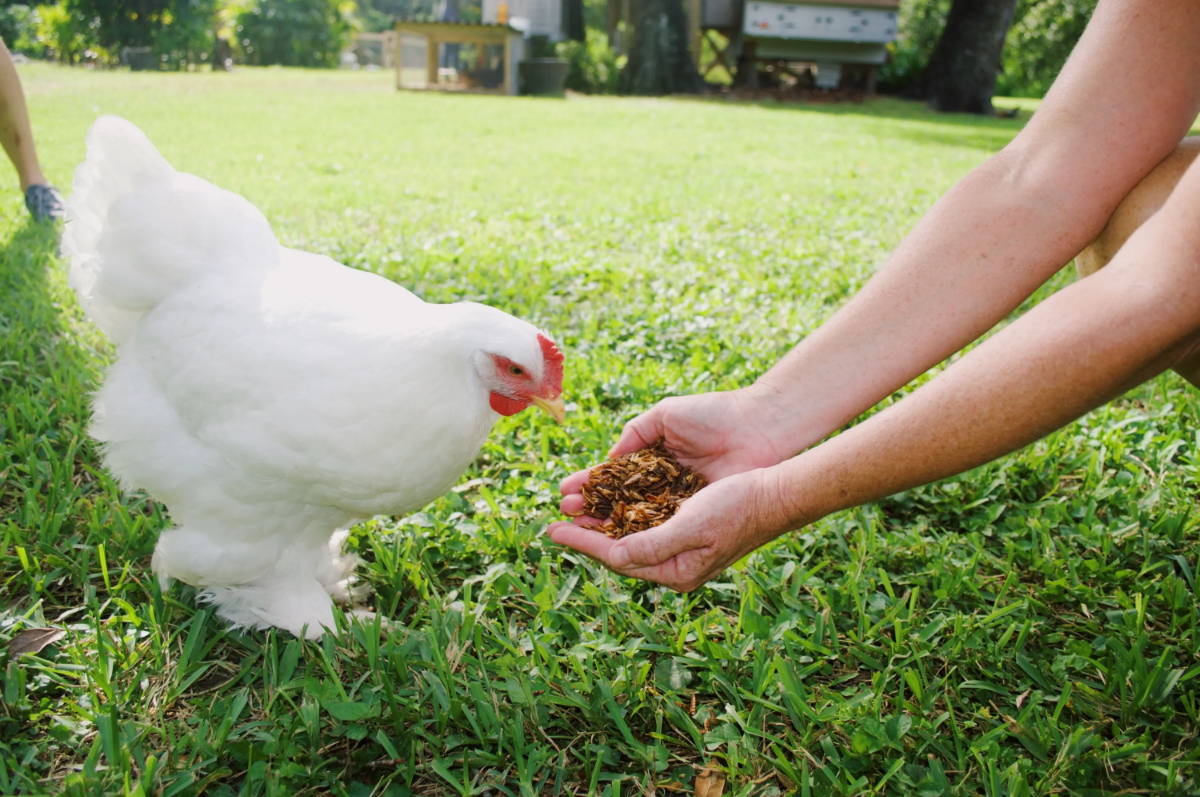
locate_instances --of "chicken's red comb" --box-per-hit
[538,333,564,394]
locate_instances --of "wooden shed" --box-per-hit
[394,21,526,95]
[394,1,575,95]
[350,31,397,68]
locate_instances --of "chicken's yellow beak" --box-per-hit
[531,395,566,423]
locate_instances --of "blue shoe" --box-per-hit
[25,183,64,222]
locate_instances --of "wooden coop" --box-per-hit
[394,21,525,94]
[351,32,398,68]
[394,1,572,95]
[612,0,900,92]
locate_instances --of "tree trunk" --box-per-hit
[618,0,702,95]
[909,0,1017,114]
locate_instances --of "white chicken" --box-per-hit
[63,116,565,638]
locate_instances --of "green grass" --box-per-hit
[2,64,1198,795]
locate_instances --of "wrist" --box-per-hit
[747,462,819,542]
[739,376,836,458]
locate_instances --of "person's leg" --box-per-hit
[0,38,61,220]
[1075,137,1200,386]
[0,38,45,189]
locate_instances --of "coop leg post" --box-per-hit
[426,35,438,89]
[503,35,513,95]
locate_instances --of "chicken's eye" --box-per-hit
[509,364,525,376]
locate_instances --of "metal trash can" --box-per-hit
[518,58,569,94]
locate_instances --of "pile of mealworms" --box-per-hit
[580,443,707,539]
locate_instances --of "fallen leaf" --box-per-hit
[8,628,66,656]
[1015,688,1031,709]
[694,766,725,797]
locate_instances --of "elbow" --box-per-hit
[984,124,1200,254]
[982,140,1129,248]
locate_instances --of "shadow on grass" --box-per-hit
[0,218,91,470]
[0,218,131,611]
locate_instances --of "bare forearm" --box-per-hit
[551,1,1200,594]
[753,153,1108,451]
[749,0,1200,457]
[769,209,1200,530]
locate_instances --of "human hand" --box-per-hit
[547,387,804,589]
[546,468,793,591]
[556,388,790,520]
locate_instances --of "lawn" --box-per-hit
[2,64,1198,796]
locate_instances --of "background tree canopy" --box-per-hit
[881,0,1098,99]
[998,0,1096,96]
[236,0,354,68]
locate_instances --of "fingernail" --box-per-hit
[609,544,630,569]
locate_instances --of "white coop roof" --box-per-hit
[482,0,564,39]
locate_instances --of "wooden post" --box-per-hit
[502,34,513,95]
[688,0,702,72]
[394,23,404,89]
[425,34,439,88]
[400,31,410,88]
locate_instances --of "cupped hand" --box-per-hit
[546,468,790,591]
[557,388,790,520]
[612,388,790,478]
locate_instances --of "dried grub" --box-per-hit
[580,443,707,538]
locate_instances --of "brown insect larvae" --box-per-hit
[580,443,707,539]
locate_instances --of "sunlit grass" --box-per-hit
[2,64,1197,795]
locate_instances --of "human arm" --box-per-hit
[550,159,1200,587]
[550,0,1200,584]
[0,38,48,190]
[608,0,1200,468]
[748,0,1200,453]
[560,1,1200,519]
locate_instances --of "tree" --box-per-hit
[618,0,701,95]
[998,0,1096,97]
[151,0,223,68]
[356,0,440,31]
[236,0,354,67]
[65,0,219,68]
[34,3,92,64]
[563,0,585,42]
[907,0,1018,113]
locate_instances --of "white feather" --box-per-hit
[66,116,553,638]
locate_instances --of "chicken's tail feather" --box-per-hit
[63,115,278,343]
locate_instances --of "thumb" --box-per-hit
[609,405,664,458]
[608,514,703,570]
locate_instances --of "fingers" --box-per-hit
[545,522,617,561]
[547,514,707,574]
[560,399,671,501]
[606,518,700,570]
[560,493,586,516]
[559,468,598,518]
[559,468,592,497]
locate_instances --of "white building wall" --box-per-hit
[482,0,563,39]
